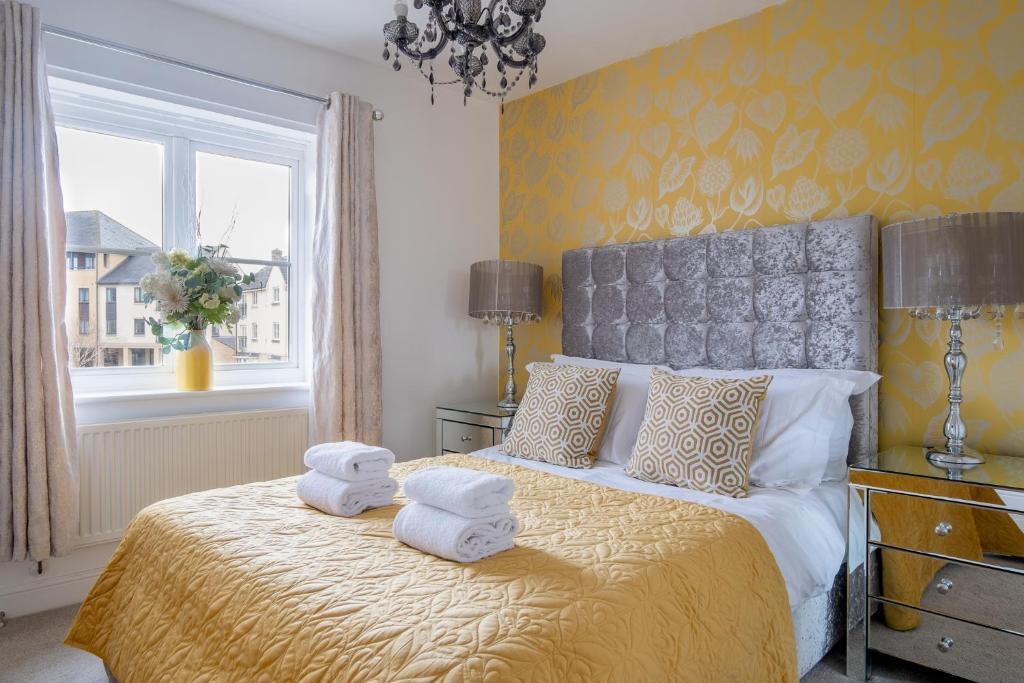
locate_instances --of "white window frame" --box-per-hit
[51,77,315,395]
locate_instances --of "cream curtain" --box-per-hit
[1,0,78,562]
[309,93,382,446]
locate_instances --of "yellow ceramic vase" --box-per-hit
[175,331,212,391]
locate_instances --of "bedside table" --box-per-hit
[435,400,516,456]
[846,445,1024,682]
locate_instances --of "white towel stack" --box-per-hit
[394,467,519,563]
[297,442,398,517]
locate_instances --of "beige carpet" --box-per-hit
[1,604,963,682]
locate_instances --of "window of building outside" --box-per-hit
[52,77,312,393]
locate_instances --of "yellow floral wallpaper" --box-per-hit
[499,0,1024,455]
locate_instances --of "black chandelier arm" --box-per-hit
[395,34,449,61]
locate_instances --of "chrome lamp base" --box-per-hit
[926,447,985,470]
[498,321,519,411]
[925,306,985,476]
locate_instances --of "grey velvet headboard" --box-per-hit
[561,215,879,461]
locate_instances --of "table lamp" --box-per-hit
[882,212,1024,469]
[468,259,543,410]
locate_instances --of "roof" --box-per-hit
[213,336,237,350]
[241,264,289,291]
[66,210,159,253]
[97,254,156,285]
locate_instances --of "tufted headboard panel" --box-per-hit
[561,215,879,461]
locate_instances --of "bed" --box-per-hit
[67,215,879,681]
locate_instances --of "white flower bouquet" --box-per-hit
[140,245,255,353]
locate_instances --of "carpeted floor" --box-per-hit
[1,603,964,682]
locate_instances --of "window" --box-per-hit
[77,288,90,333]
[134,318,146,336]
[78,288,89,303]
[102,349,122,367]
[66,252,96,270]
[273,322,280,341]
[78,320,89,335]
[131,348,153,366]
[53,77,312,393]
[251,323,259,341]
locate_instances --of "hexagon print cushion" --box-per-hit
[502,363,620,468]
[626,369,772,497]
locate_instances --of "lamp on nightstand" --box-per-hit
[882,212,1024,470]
[468,259,543,410]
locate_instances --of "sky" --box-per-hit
[56,126,290,262]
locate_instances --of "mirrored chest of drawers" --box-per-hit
[435,400,516,456]
[847,446,1024,682]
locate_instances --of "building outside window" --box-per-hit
[78,320,89,335]
[102,349,122,367]
[66,252,95,270]
[134,286,143,303]
[273,322,280,341]
[272,287,280,304]
[251,323,259,341]
[134,318,146,336]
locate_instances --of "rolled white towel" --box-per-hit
[303,441,395,482]
[297,470,398,517]
[393,502,520,563]
[402,466,515,518]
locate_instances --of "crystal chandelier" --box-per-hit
[382,0,547,107]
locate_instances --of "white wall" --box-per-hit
[31,0,501,458]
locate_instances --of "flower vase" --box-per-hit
[175,330,212,391]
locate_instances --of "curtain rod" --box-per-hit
[41,24,384,121]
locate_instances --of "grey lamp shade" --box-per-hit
[468,259,543,324]
[882,212,1024,309]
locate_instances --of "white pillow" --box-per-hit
[822,405,856,482]
[549,355,660,465]
[669,368,859,488]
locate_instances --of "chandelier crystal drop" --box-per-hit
[382,0,547,106]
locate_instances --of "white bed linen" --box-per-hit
[469,445,848,609]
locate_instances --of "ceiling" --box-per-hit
[165,0,782,99]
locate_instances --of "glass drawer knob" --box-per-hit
[934,521,953,536]
[460,435,473,442]
[936,578,953,594]
[938,636,954,653]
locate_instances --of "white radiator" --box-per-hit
[76,408,308,545]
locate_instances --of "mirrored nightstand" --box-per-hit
[847,445,1024,682]
[434,400,516,456]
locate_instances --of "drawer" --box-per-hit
[869,599,1024,682]
[870,547,1024,633]
[868,490,1024,566]
[441,421,494,453]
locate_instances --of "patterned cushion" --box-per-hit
[625,369,772,497]
[502,363,620,468]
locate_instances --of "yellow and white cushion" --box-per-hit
[626,369,772,497]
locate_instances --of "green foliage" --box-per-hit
[139,245,255,352]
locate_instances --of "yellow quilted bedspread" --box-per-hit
[66,454,797,682]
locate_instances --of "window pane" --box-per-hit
[195,151,290,262]
[57,126,164,369]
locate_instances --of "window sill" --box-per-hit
[74,382,309,425]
